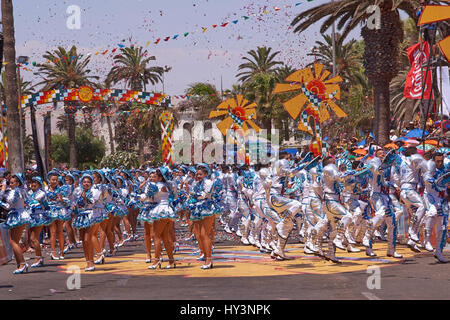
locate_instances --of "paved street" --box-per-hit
[1,223,449,300]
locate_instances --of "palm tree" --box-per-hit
[307,33,362,90]
[237,46,284,83]
[56,113,69,133]
[184,82,222,119]
[290,0,424,145]
[107,46,164,92]
[107,46,165,163]
[126,106,160,163]
[36,46,99,168]
[223,84,246,99]
[237,47,285,130]
[244,72,280,131]
[96,79,116,155]
[1,0,23,173]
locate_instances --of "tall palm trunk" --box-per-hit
[30,105,45,178]
[131,83,145,164]
[44,109,52,171]
[373,80,391,145]
[65,103,77,169]
[361,4,403,147]
[106,114,115,154]
[403,99,415,124]
[137,136,145,163]
[1,0,23,173]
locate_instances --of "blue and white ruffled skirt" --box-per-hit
[4,209,29,229]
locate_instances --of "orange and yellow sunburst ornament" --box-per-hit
[273,63,346,156]
[209,95,261,136]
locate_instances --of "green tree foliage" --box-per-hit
[107,46,164,92]
[50,128,105,168]
[36,46,99,168]
[178,82,221,120]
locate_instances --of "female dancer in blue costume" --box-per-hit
[147,168,177,269]
[62,173,78,254]
[127,170,140,241]
[26,176,52,268]
[138,170,157,263]
[174,167,189,226]
[189,165,215,269]
[0,174,29,274]
[92,171,115,258]
[73,174,103,271]
[47,171,70,260]
[118,171,133,241]
[112,176,128,247]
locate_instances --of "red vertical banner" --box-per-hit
[404,41,433,100]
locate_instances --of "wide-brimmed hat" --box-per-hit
[13,173,26,186]
[46,170,59,181]
[196,163,211,176]
[158,166,172,181]
[31,176,44,188]
[80,174,94,184]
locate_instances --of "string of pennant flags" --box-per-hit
[10,1,313,73]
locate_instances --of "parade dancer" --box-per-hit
[118,171,133,242]
[138,170,157,263]
[284,168,307,244]
[236,167,254,245]
[126,171,140,241]
[422,152,449,263]
[73,174,104,271]
[302,157,328,257]
[341,164,375,256]
[222,165,238,234]
[97,171,117,257]
[322,156,360,264]
[26,176,52,268]
[267,151,302,260]
[224,166,242,235]
[147,168,178,269]
[173,167,189,226]
[210,166,224,249]
[62,173,78,254]
[0,174,29,274]
[47,171,70,260]
[189,165,216,269]
[367,149,403,258]
[90,170,109,264]
[183,167,197,241]
[112,176,129,248]
[399,146,427,252]
[251,167,276,253]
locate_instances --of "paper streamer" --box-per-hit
[21,1,317,71]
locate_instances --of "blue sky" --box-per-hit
[14,0,362,95]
